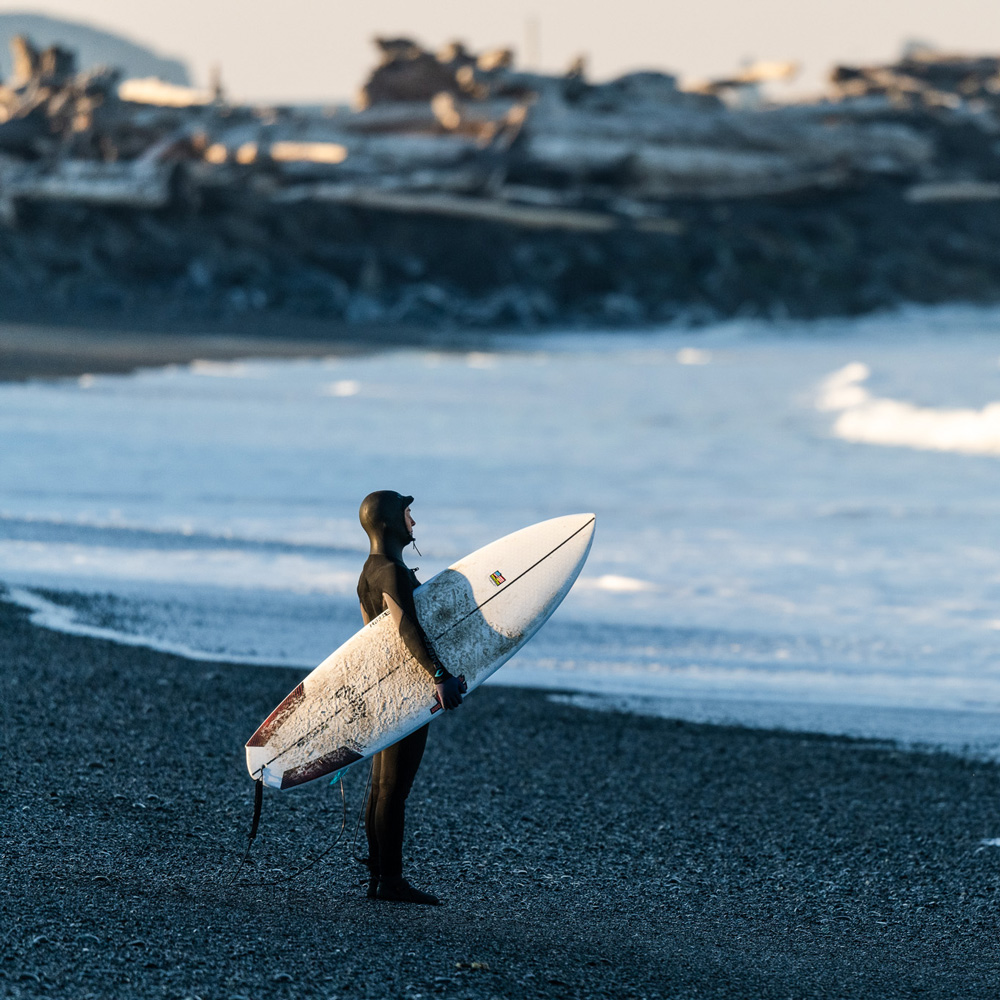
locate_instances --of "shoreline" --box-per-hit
[6,299,1000,383]
[3,595,1000,998]
[0,315,517,382]
[13,583,1000,760]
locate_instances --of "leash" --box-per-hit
[224,775,349,889]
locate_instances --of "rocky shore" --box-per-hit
[3,37,1000,332]
[3,593,1000,999]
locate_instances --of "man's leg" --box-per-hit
[372,724,429,881]
[370,725,439,904]
[364,750,384,898]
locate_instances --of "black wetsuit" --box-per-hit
[357,554,438,882]
[356,491,456,890]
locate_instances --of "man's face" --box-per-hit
[404,506,415,538]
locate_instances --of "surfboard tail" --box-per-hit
[248,744,364,789]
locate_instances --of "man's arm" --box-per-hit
[381,590,442,679]
[380,564,465,710]
[373,562,441,676]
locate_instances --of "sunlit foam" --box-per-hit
[676,347,711,365]
[466,352,497,369]
[815,362,871,411]
[189,360,258,378]
[325,380,360,397]
[817,363,1000,455]
[579,574,656,593]
[7,588,271,665]
[544,691,1000,758]
[496,656,1000,713]
[0,540,357,594]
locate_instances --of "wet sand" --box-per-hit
[0,318,500,382]
[2,594,1000,999]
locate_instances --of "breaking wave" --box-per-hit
[817,362,1000,455]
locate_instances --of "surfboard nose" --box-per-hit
[570,513,596,568]
[563,512,596,548]
[556,512,596,534]
[529,512,595,564]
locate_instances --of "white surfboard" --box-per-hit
[246,513,595,789]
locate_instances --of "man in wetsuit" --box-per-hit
[357,490,465,905]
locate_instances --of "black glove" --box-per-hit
[434,671,467,710]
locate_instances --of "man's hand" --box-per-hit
[435,673,467,710]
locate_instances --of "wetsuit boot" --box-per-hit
[362,858,379,900]
[376,877,442,905]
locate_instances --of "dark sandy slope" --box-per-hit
[2,594,1000,999]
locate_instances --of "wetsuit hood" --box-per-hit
[359,490,414,560]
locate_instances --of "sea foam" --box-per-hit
[818,362,1000,455]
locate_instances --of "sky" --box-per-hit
[3,1,1000,103]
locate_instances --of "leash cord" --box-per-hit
[351,759,375,867]
[223,778,264,889]
[226,777,348,889]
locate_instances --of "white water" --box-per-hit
[4,305,1000,753]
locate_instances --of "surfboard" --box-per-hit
[246,512,595,789]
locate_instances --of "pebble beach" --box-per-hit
[3,595,1000,999]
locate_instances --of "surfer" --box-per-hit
[357,490,466,905]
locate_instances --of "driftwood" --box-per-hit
[520,93,932,169]
[358,36,470,108]
[274,165,491,198]
[358,35,596,109]
[276,184,630,231]
[340,101,443,135]
[689,60,799,96]
[0,32,997,217]
[515,94,932,197]
[5,37,1000,330]
[628,146,848,199]
[7,35,77,88]
[830,49,1000,113]
[430,93,526,142]
[0,157,174,206]
[118,78,214,108]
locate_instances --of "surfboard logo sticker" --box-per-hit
[489,570,505,586]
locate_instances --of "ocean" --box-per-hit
[4,305,1000,754]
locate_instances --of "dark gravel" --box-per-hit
[2,594,1000,999]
